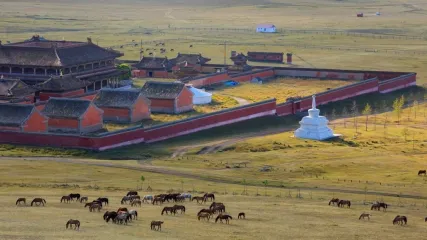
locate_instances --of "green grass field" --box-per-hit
[1,0,427,238]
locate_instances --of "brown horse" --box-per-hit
[66,219,80,230]
[212,205,225,214]
[79,197,88,203]
[173,205,186,214]
[371,202,388,211]
[127,191,138,196]
[152,197,165,205]
[161,207,176,215]
[424,217,427,222]
[203,193,215,201]
[209,202,224,210]
[328,198,339,206]
[61,196,71,203]
[151,221,164,231]
[215,214,232,224]
[89,203,102,212]
[131,199,142,207]
[359,213,371,220]
[16,198,26,206]
[31,198,46,206]
[198,208,214,216]
[338,200,351,208]
[418,170,426,176]
[238,212,245,219]
[117,207,129,213]
[192,196,205,204]
[393,215,407,225]
[198,212,210,221]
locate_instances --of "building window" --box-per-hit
[24,68,34,74]
[11,67,22,74]
[77,65,85,72]
[47,69,56,75]
[35,68,45,75]
[93,63,100,69]
[0,66,10,73]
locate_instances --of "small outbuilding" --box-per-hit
[256,24,276,33]
[0,78,37,103]
[36,75,90,101]
[0,103,47,132]
[94,88,151,123]
[42,98,103,133]
[141,81,193,114]
[187,85,212,105]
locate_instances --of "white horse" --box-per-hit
[142,195,153,203]
[180,193,192,201]
[129,209,138,220]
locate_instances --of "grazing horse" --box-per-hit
[104,211,118,223]
[203,193,215,202]
[338,200,351,208]
[151,221,164,231]
[61,196,71,203]
[127,191,138,196]
[372,202,388,211]
[129,209,138,220]
[393,215,407,225]
[117,207,129,213]
[198,209,214,216]
[176,196,185,202]
[198,212,210,221]
[115,213,130,225]
[165,193,180,202]
[79,197,88,203]
[173,205,186,214]
[31,198,46,206]
[180,193,192,201]
[161,207,176,215]
[212,205,225,214]
[121,196,134,204]
[209,202,224,210]
[97,197,109,206]
[329,198,340,206]
[15,198,26,206]
[215,214,232,224]
[131,199,142,207]
[142,195,153,203]
[152,197,165,205]
[89,203,102,212]
[359,213,371,220]
[66,219,80,230]
[425,217,427,222]
[69,193,80,201]
[192,196,205,204]
[418,170,426,176]
[238,212,245,219]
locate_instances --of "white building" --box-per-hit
[256,24,276,33]
[187,85,212,105]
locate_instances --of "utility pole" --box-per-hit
[223,40,227,66]
[139,39,142,60]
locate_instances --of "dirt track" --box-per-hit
[2,156,427,201]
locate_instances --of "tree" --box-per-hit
[140,175,145,190]
[262,180,269,196]
[402,127,409,141]
[331,108,337,128]
[383,112,388,138]
[373,108,377,131]
[342,106,348,128]
[117,63,131,80]
[380,100,388,113]
[393,96,404,124]
[351,101,358,132]
[413,100,419,120]
[362,103,372,131]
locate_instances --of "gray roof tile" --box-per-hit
[42,98,93,119]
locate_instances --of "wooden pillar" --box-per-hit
[93,82,96,91]
[33,68,36,75]
[44,68,47,75]
[22,68,24,74]
[9,67,12,74]
[85,86,88,92]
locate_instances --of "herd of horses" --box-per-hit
[329,198,412,226]
[16,191,246,231]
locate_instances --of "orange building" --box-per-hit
[141,81,193,114]
[36,75,90,101]
[0,103,47,132]
[94,89,151,123]
[41,98,103,133]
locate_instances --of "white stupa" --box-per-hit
[294,95,338,140]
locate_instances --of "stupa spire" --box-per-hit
[312,95,316,109]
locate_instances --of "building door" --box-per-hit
[148,71,153,77]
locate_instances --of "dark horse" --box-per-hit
[203,193,215,201]
[173,205,186,214]
[216,214,232,224]
[338,200,351,208]
[161,207,176,215]
[238,212,245,219]
[418,170,426,176]
[328,198,339,206]
[97,197,109,206]
[191,196,205,204]
[60,196,71,203]
[127,191,138,196]
[69,193,80,201]
[152,197,165,205]
[31,198,46,206]
[393,215,407,225]
[151,221,164,231]
[104,211,118,223]
[371,202,388,211]
[16,198,26,205]
[79,197,88,203]
[66,219,80,230]
[198,209,214,216]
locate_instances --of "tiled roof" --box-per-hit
[134,57,172,70]
[42,98,92,119]
[0,103,35,127]
[0,36,122,67]
[140,81,186,99]
[0,78,36,97]
[35,75,90,92]
[169,53,211,66]
[94,89,149,109]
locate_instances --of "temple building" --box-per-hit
[0,35,124,90]
[0,77,37,103]
[229,53,252,73]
